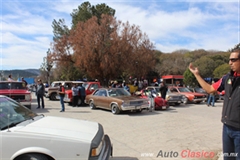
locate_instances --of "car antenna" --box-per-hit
[7,82,12,132]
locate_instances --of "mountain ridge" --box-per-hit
[0,69,40,80]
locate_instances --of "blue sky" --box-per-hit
[1,0,240,70]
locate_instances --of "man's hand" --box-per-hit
[189,63,199,75]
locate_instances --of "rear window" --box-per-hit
[0,82,25,89]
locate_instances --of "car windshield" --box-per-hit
[195,88,206,93]
[178,87,191,92]
[0,82,26,89]
[108,88,131,97]
[0,96,38,130]
[83,83,89,90]
[51,82,60,87]
[154,87,160,92]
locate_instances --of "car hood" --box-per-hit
[0,89,30,94]
[13,116,99,142]
[115,96,147,101]
[180,92,205,96]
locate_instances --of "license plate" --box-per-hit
[162,106,166,109]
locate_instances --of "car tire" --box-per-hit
[50,93,57,100]
[89,100,96,109]
[111,104,120,114]
[16,153,48,160]
[136,109,142,113]
[182,97,188,104]
[25,105,31,109]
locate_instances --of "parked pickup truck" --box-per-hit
[45,81,71,100]
[64,81,101,105]
[0,81,32,109]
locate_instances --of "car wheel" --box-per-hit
[16,153,48,160]
[77,98,82,106]
[182,97,188,104]
[25,105,31,109]
[89,100,96,109]
[136,109,142,113]
[50,93,57,100]
[111,104,120,114]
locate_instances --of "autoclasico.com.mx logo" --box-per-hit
[140,150,238,158]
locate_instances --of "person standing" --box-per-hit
[188,46,240,160]
[36,79,45,109]
[71,83,79,107]
[78,83,86,106]
[21,77,28,88]
[58,83,65,112]
[159,82,168,100]
[207,92,215,107]
[8,75,14,81]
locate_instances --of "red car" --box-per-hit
[64,81,101,105]
[169,86,207,104]
[0,81,32,109]
[136,89,169,110]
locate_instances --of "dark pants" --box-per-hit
[72,95,78,106]
[222,124,240,160]
[80,95,86,105]
[37,94,44,108]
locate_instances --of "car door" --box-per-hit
[96,90,109,109]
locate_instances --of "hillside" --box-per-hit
[1,69,40,80]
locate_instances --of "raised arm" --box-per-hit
[188,63,216,93]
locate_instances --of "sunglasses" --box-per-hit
[229,58,240,62]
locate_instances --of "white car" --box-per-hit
[0,95,112,160]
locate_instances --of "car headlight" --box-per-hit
[91,140,103,156]
[25,94,31,101]
[122,101,130,106]
[167,96,172,100]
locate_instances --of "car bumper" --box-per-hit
[94,135,112,160]
[192,98,205,102]
[64,97,71,102]
[155,105,169,110]
[45,93,50,98]
[120,104,149,111]
[167,99,182,103]
[19,101,31,106]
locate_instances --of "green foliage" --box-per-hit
[183,69,198,87]
[213,64,230,78]
[70,1,115,28]
[193,57,216,78]
[52,19,70,41]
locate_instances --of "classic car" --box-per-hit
[145,86,185,106]
[0,81,31,109]
[64,81,101,105]
[137,89,169,110]
[169,87,207,104]
[188,87,219,102]
[85,88,149,114]
[0,95,112,160]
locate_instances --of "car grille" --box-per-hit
[130,101,144,106]
[170,96,182,100]
[194,96,205,99]
[6,95,25,101]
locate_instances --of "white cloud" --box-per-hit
[1,0,239,70]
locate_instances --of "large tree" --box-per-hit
[69,14,155,83]
[49,2,116,81]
